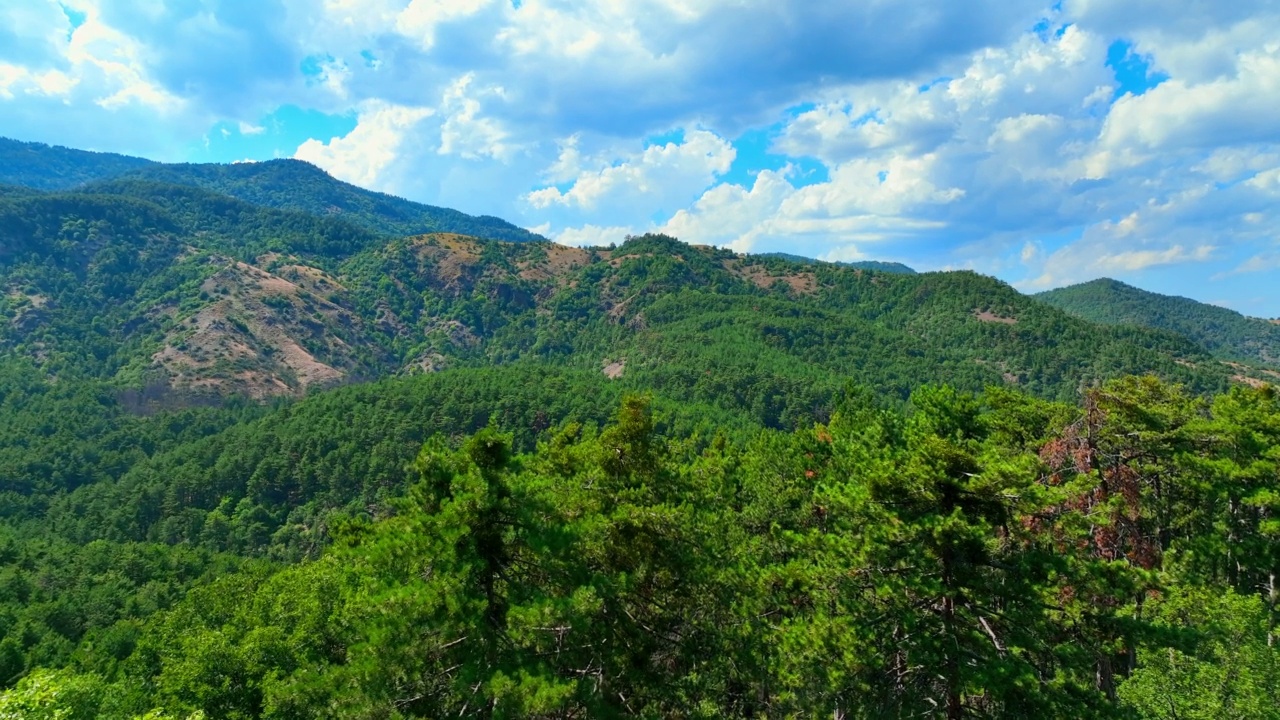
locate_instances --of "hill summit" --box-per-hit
[0,137,545,243]
[1037,277,1280,369]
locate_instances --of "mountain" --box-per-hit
[106,160,545,242]
[0,175,1257,407]
[0,137,155,190]
[0,137,544,243]
[754,251,917,274]
[1037,278,1280,369]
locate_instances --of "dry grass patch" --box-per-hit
[974,310,1018,325]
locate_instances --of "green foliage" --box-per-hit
[1038,278,1280,370]
[0,380,1267,718]
[0,668,105,719]
[107,160,544,243]
[753,251,917,274]
[1119,589,1280,719]
[0,138,153,191]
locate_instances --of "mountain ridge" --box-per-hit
[1,137,545,244]
[3,136,1276,406]
[752,251,917,274]
[0,136,156,190]
[1037,277,1280,369]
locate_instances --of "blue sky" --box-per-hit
[2,0,1279,317]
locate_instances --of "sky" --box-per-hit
[2,0,1279,317]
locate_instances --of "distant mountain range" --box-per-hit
[0,137,154,190]
[1038,278,1280,370]
[0,137,544,243]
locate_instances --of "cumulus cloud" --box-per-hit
[660,169,799,251]
[1100,49,1280,152]
[0,1,198,156]
[527,129,735,227]
[295,99,434,191]
[554,224,635,248]
[397,0,496,49]
[561,20,1110,258]
[437,73,517,161]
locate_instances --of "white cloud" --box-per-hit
[397,0,496,49]
[1094,243,1215,272]
[1099,48,1280,152]
[526,129,735,221]
[553,224,633,248]
[295,99,434,191]
[660,168,798,251]
[1020,241,1040,263]
[0,63,76,99]
[1247,167,1280,194]
[820,244,869,263]
[313,0,403,37]
[1225,252,1280,276]
[437,73,517,161]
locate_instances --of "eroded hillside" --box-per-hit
[1,173,1272,410]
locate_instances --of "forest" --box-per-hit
[1,376,1277,718]
[0,139,1277,718]
[1039,279,1280,371]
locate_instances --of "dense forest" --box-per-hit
[0,137,542,243]
[0,138,155,191]
[1039,278,1280,370]
[2,378,1278,718]
[0,140,1277,718]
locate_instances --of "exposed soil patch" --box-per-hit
[607,294,639,323]
[410,352,449,374]
[424,319,481,350]
[1222,361,1280,387]
[603,359,626,379]
[411,234,485,293]
[6,290,51,332]
[517,244,595,283]
[782,273,818,295]
[974,310,1018,325]
[374,301,408,336]
[608,252,664,268]
[6,291,48,309]
[150,259,365,398]
[723,259,819,296]
[277,263,347,295]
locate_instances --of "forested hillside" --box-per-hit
[1038,278,1280,369]
[753,251,917,274]
[0,137,543,243]
[2,378,1278,718]
[0,138,155,190]
[1,178,1262,404]
[1,140,1278,718]
[106,161,545,243]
